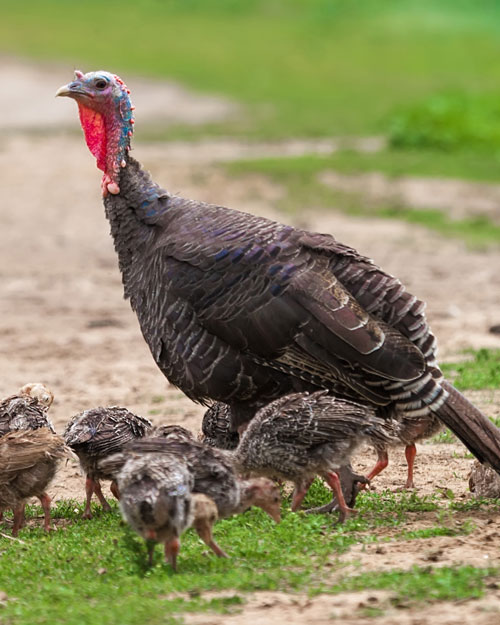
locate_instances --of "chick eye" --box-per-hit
[95,78,108,90]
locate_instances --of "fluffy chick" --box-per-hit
[0,384,55,437]
[233,391,398,522]
[0,429,67,535]
[127,438,282,524]
[118,453,227,568]
[200,403,239,450]
[367,414,444,489]
[63,406,152,518]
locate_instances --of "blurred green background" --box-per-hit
[2,0,500,141]
[3,0,500,241]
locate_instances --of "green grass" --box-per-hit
[4,1,500,140]
[330,565,496,603]
[250,147,500,184]
[389,91,500,152]
[1,486,497,625]
[230,148,500,184]
[442,349,500,391]
[429,349,500,443]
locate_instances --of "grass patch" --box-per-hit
[230,148,500,183]
[0,487,490,624]
[330,565,496,603]
[429,349,500,444]
[441,349,500,391]
[389,91,500,152]
[4,2,500,139]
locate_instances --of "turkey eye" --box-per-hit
[95,79,107,90]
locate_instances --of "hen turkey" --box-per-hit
[56,71,500,477]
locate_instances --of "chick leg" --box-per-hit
[306,464,369,514]
[194,520,228,559]
[404,443,417,489]
[82,477,95,519]
[12,505,24,537]
[93,480,112,513]
[164,537,180,572]
[290,478,314,512]
[324,471,357,523]
[38,492,53,532]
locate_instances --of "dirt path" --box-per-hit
[1,58,500,625]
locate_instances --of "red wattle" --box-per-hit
[77,103,107,173]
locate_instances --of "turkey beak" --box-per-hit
[55,83,73,98]
[55,80,88,99]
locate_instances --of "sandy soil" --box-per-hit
[1,57,500,624]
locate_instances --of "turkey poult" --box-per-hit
[202,399,435,493]
[201,403,239,451]
[0,383,56,524]
[149,424,194,442]
[367,413,444,490]
[117,453,226,568]
[0,429,67,535]
[0,383,55,437]
[127,438,282,524]
[468,460,500,499]
[57,71,500,480]
[63,406,152,519]
[232,391,397,521]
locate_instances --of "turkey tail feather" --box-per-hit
[435,380,500,472]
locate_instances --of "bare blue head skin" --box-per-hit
[56,70,135,195]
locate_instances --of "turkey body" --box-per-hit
[101,157,500,476]
[106,159,440,430]
[126,437,241,519]
[57,70,500,476]
[117,452,194,567]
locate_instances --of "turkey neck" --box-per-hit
[103,157,167,291]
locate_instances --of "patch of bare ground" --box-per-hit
[180,589,500,625]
